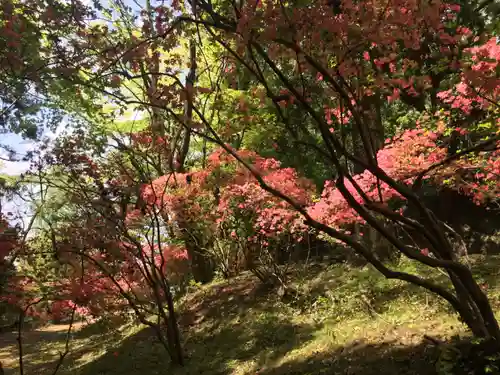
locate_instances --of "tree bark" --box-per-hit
[176,0,197,172]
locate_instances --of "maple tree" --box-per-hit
[1,0,500,369]
[0,0,94,139]
[59,0,497,343]
[71,0,497,343]
[0,129,190,365]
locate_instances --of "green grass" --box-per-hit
[2,255,500,375]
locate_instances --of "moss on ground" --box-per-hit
[2,255,500,375]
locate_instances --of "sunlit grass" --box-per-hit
[2,255,500,375]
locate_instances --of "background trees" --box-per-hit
[0,0,499,372]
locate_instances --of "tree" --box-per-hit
[5,0,500,366]
[186,0,500,342]
[0,0,93,139]
[3,128,189,365]
[141,146,315,285]
[63,0,500,342]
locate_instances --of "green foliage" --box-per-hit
[383,102,422,137]
[2,0,500,373]
[0,0,94,139]
[437,337,500,375]
[6,255,500,374]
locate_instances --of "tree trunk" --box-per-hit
[163,288,184,366]
[176,0,197,172]
[182,231,214,284]
[188,245,215,284]
[352,95,384,174]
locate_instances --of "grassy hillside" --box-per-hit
[2,255,500,375]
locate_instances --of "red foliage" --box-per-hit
[309,127,499,228]
[437,38,500,114]
[130,130,169,150]
[0,217,17,263]
[143,148,315,248]
[4,238,190,321]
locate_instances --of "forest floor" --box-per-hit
[2,255,500,375]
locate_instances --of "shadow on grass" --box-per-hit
[76,312,316,375]
[470,256,500,288]
[74,330,441,375]
[257,339,438,375]
[0,321,124,375]
[5,256,500,375]
[70,271,446,375]
[0,326,72,367]
[73,322,441,375]
[296,255,500,319]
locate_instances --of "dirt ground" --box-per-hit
[0,322,86,374]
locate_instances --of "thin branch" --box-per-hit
[412,133,500,190]
[17,298,43,375]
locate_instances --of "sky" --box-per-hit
[0,0,143,176]
[0,118,68,176]
[0,134,33,176]
[0,130,54,229]
[0,0,173,228]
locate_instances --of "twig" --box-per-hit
[51,255,83,375]
[51,304,77,375]
[424,334,443,346]
[412,134,500,191]
[17,298,43,375]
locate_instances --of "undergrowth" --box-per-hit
[1,255,500,375]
